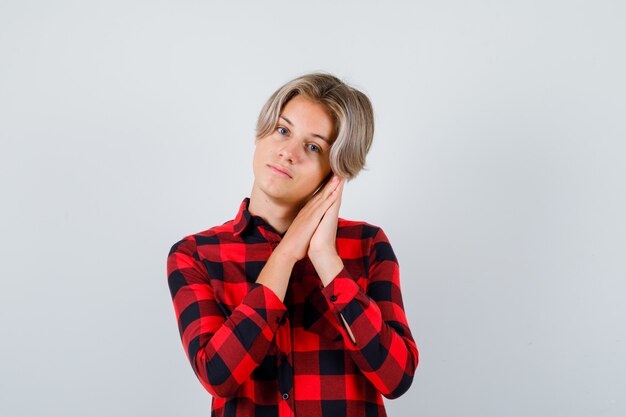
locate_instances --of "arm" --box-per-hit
[256,175,343,301]
[166,178,343,397]
[318,228,419,399]
[308,185,418,398]
[167,237,288,398]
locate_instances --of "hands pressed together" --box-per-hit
[256,175,346,300]
[272,175,355,343]
[278,175,343,257]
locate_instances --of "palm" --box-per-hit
[309,182,342,255]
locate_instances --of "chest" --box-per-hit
[202,241,369,308]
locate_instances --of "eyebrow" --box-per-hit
[279,116,331,143]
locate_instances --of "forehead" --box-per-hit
[280,95,336,141]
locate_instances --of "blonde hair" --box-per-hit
[255,72,374,180]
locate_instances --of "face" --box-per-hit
[252,95,335,207]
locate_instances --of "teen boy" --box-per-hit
[167,73,418,417]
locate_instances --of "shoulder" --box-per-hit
[337,217,393,245]
[168,219,236,256]
[337,218,397,262]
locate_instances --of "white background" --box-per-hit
[1,1,625,416]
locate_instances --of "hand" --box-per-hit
[308,179,344,258]
[274,175,342,263]
[308,179,345,286]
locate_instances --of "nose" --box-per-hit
[278,140,301,164]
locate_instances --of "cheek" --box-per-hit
[251,147,260,168]
[252,141,268,165]
[319,157,332,177]
[309,163,332,187]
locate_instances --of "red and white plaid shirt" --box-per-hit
[167,198,418,416]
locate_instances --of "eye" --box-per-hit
[307,143,321,153]
[277,126,289,135]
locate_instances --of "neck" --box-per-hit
[248,185,304,234]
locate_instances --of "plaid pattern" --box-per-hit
[167,198,418,417]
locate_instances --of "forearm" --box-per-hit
[256,248,298,301]
[168,238,288,398]
[309,226,418,397]
[171,280,287,398]
[309,251,344,286]
[322,274,418,398]
[310,252,356,343]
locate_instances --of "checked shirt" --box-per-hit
[167,198,418,417]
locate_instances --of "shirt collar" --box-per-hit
[233,198,253,237]
[232,197,285,240]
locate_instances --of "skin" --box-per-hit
[249,95,346,301]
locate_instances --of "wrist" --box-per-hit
[310,253,344,286]
[308,248,339,265]
[272,246,300,266]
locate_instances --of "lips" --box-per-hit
[268,164,292,178]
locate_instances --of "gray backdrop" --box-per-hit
[1,1,624,416]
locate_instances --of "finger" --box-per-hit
[321,175,341,199]
[324,179,344,207]
[328,182,344,213]
[295,177,343,224]
[299,175,338,210]
[301,175,341,215]
[317,182,342,214]
[323,197,340,222]
[334,179,344,198]
[310,193,341,250]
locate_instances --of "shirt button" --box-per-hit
[282,393,289,400]
[330,295,338,302]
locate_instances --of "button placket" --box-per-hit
[275,316,294,406]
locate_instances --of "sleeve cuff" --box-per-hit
[320,267,362,313]
[242,283,288,333]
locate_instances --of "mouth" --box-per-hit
[268,164,292,179]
